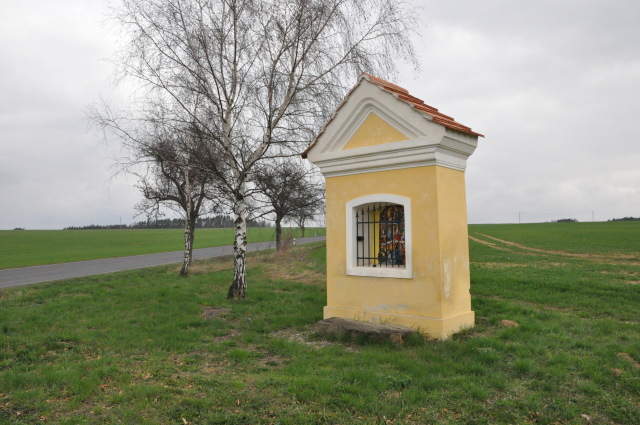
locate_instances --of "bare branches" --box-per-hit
[97,0,417,297]
[252,158,324,250]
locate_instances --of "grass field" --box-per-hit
[0,222,639,424]
[0,227,326,270]
[470,221,640,256]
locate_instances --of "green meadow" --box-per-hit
[0,227,326,270]
[470,221,640,256]
[0,222,639,424]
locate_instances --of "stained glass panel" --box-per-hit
[355,203,405,267]
[378,205,405,266]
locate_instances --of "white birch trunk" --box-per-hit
[180,169,193,277]
[227,183,248,298]
[180,218,193,277]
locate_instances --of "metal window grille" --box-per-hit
[355,203,405,267]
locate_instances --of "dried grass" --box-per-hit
[271,328,350,350]
[172,240,324,286]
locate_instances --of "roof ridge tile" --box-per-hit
[302,74,483,157]
[364,73,482,137]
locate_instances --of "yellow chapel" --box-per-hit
[303,73,483,340]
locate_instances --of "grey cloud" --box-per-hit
[0,0,638,228]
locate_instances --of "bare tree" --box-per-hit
[135,128,218,276]
[90,103,222,276]
[104,0,417,298]
[253,160,324,250]
[292,190,325,238]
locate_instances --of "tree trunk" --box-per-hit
[275,216,283,251]
[227,190,248,299]
[180,169,193,277]
[180,217,195,277]
[189,222,195,264]
[300,222,306,238]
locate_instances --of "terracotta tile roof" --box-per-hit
[363,74,484,137]
[302,73,483,158]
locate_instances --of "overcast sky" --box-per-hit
[1,0,639,229]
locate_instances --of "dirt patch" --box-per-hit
[203,306,232,320]
[500,320,519,328]
[272,328,353,350]
[258,353,288,367]
[617,352,640,369]
[198,363,229,375]
[212,329,240,343]
[201,307,238,342]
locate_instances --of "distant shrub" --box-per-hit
[610,217,640,222]
[555,218,578,223]
[12,227,25,231]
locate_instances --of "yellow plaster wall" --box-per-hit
[435,166,473,319]
[324,165,474,339]
[341,112,408,150]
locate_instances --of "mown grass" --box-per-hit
[0,227,325,270]
[1,223,639,424]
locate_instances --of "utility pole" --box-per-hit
[592,211,595,222]
[519,212,521,224]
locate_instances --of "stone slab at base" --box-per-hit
[324,306,475,341]
[315,317,418,344]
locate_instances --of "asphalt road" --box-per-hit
[0,236,326,289]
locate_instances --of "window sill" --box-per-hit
[347,266,411,279]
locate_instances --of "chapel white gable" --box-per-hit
[304,75,481,177]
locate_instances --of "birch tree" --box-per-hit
[134,127,217,276]
[105,0,417,298]
[90,103,221,276]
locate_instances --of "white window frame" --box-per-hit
[346,194,412,279]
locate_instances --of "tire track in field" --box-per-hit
[469,233,640,265]
[468,235,521,253]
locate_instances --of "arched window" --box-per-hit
[346,195,412,278]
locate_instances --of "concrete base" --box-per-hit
[324,306,475,340]
[315,317,418,344]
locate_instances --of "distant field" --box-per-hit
[468,221,639,317]
[469,221,640,256]
[0,227,326,270]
